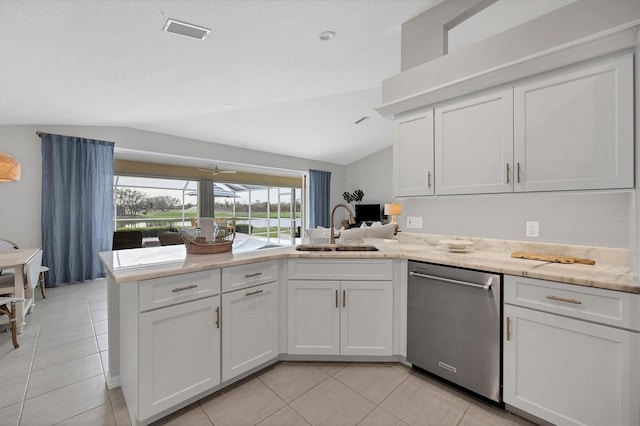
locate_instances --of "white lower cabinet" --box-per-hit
[138,296,221,421]
[221,281,279,381]
[118,270,222,425]
[287,279,393,356]
[503,276,640,426]
[288,280,340,354]
[340,280,393,356]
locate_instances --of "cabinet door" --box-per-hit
[514,54,633,192]
[435,88,514,195]
[504,305,640,426]
[393,111,434,196]
[139,296,221,420]
[222,282,278,381]
[287,280,340,355]
[340,281,393,356]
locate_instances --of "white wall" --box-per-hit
[630,31,640,276]
[344,146,393,207]
[385,0,639,106]
[0,125,346,248]
[345,146,633,248]
[401,0,496,71]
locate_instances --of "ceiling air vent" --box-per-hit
[163,18,211,40]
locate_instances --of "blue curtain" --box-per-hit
[41,133,114,286]
[309,169,331,228]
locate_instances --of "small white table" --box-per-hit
[0,248,39,333]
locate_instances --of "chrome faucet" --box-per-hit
[330,204,355,245]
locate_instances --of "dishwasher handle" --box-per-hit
[409,271,493,290]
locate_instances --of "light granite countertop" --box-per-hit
[99,233,639,294]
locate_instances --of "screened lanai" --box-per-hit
[114,176,302,245]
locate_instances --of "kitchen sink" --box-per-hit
[295,245,334,251]
[295,244,379,252]
[334,245,379,251]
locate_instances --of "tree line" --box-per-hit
[115,188,186,216]
[116,188,301,216]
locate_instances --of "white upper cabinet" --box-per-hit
[514,54,634,192]
[435,88,514,195]
[393,111,434,196]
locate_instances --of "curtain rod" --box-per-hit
[36,131,42,137]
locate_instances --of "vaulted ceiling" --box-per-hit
[0,0,573,165]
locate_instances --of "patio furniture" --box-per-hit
[158,231,184,246]
[112,231,143,250]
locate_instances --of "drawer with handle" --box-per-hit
[504,275,639,331]
[139,270,221,312]
[222,260,279,293]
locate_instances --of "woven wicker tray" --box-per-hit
[181,231,235,255]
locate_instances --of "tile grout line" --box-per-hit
[21,283,105,426]
[255,369,321,425]
[17,294,47,426]
[83,283,107,377]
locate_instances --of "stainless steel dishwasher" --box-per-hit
[407,261,502,404]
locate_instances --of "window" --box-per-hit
[113,176,198,231]
[220,184,302,244]
[114,175,303,245]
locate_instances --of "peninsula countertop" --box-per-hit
[99,234,639,294]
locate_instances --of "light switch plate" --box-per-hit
[406,216,423,229]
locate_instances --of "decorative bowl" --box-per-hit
[439,239,474,250]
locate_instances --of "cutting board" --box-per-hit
[511,251,596,265]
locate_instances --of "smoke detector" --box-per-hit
[163,18,211,40]
[319,31,336,41]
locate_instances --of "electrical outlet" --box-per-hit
[406,216,423,229]
[526,221,539,238]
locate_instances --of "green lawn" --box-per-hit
[120,210,301,220]
[140,211,197,219]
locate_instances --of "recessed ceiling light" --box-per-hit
[319,31,336,41]
[223,104,233,109]
[163,18,211,40]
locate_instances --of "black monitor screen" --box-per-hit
[355,204,381,223]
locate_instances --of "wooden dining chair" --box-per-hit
[0,296,25,348]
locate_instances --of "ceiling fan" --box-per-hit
[197,165,237,176]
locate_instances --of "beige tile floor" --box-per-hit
[0,279,536,426]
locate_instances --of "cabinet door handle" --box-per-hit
[335,290,338,308]
[506,316,511,341]
[245,272,263,278]
[506,163,510,184]
[342,290,346,308]
[517,162,521,183]
[245,289,264,297]
[172,284,198,293]
[546,295,582,305]
[427,171,431,188]
[215,306,220,329]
